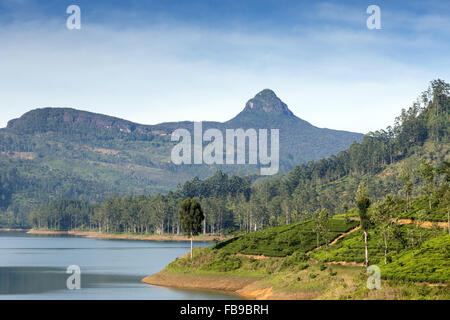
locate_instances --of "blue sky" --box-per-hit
[0,0,449,133]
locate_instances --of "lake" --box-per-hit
[0,231,239,300]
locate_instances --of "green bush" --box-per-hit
[201,252,242,272]
[297,263,310,271]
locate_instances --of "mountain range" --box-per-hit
[6,89,362,166]
[0,89,362,216]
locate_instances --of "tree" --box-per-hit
[399,163,413,210]
[179,198,205,259]
[312,209,321,248]
[152,194,167,235]
[443,187,450,235]
[318,208,330,258]
[356,182,371,267]
[419,160,435,210]
[435,161,450,235]
[372,194,395,264]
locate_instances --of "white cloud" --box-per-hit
[0,10,448,134]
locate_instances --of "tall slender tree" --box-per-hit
[179,198,204,259]
[372,194,395,264]
[318,208,330,257]
[356,182,371,267]
[312,209,321,248]
[419,160,435,210]
[399,163,413,210]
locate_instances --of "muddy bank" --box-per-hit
[141,272,280,300]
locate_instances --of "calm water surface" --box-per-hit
[0,231,239,300]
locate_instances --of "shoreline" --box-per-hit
[141,266,448,300]
[141,271,276,300]
[25,229,229,242]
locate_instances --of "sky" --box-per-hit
[0,0,449,133]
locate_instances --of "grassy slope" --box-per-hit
[214,219,359,257]
[312,228,450,283]
[310,228,450,281]
[381,234,450,283]
[149,240,449,299]
[310,195,449,283]
[145,212,449,299]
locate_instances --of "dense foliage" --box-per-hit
[29,199,94,230]
[179,198,205,237]
[28,171,251,234]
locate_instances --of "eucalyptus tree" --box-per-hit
[372,194,395,264]
[318,208,330,257]
[356,182,372,267]
[419,160,435,210]
[399,163,413,210]
[312,209,321,248]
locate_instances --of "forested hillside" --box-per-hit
[24,79,449,235]
[0,89,362,226]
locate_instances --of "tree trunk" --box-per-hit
[316,233,319,248]
[364,230,369,267]
[190,233,193,260]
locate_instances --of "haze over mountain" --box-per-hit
[6,89,362,165]
[0,89,362,216]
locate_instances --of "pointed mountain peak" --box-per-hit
[244,89,294,116]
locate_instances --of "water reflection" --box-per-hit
[0,266,144,295]
[0,232,239,300]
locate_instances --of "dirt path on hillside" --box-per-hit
[395,219,447,229]
[348,217,447,229]
[326,261,364,267]
[236,253,272,260]
[306,225,361,255]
